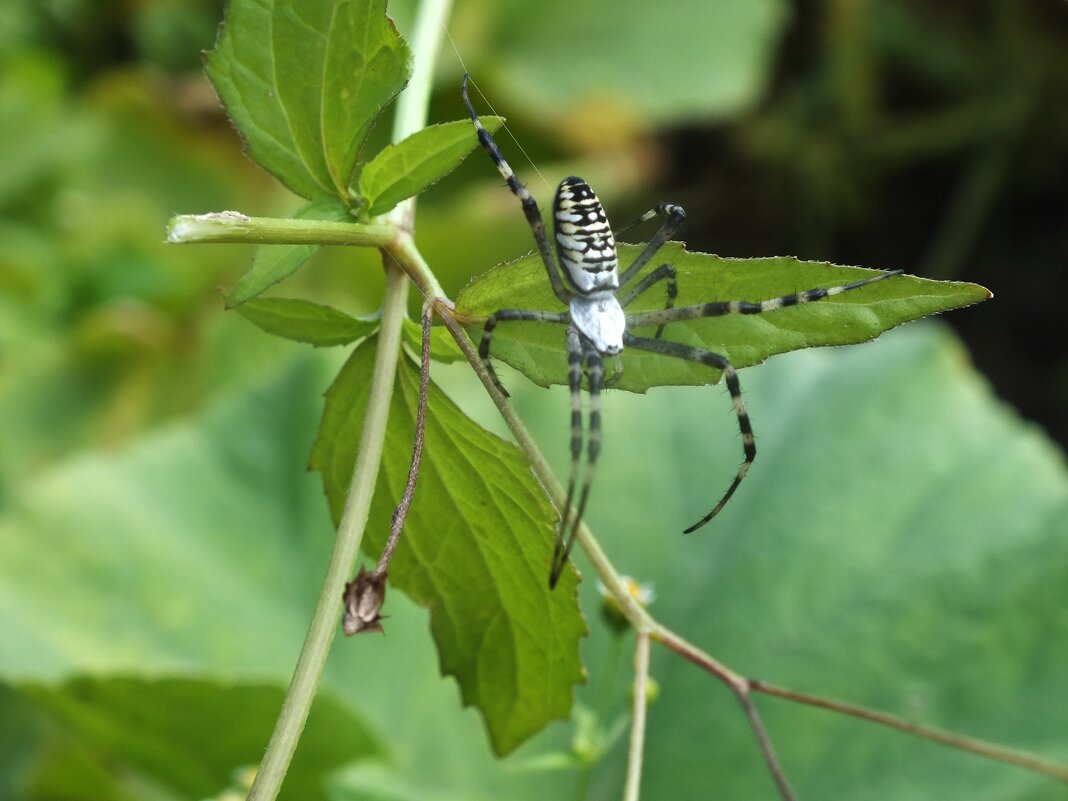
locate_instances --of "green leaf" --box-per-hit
[205,0,411,199]
[358,117,504,217]
[401,317,464,364]
[456,243,991,392]
[12,676,382,801]
[226,196,352,307]
[234,297,379,346]
[309,338,587,755]
[494,0,787,124]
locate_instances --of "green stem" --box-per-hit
[166,213,393,246]
[622,631,651,801]
[247,267,408,801]
[244,1,449,799]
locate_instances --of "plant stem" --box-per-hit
[246,264,408,801]
[622,630,651,801]
[396,0,452,166]
[751,681,1068,783]
[166,213,393,246]
[650,627,795,800]
[245,0,450,798]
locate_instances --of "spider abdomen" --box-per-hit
[554,177,619,295]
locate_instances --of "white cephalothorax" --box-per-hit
[569,294,625,355]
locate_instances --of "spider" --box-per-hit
[462,75,901,588]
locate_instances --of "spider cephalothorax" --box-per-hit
[463,75,900,587]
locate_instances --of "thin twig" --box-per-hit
[377,302,433,573]
[731,689,797,801]
[623,630,651,801]
[343,303,434,636]
[751,680,1068,783]
[652,627,796,800]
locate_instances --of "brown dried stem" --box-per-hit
[377,302,433,574]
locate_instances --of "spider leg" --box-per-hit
[479,309,569,396]
[618,262,677,339]
[603,353,624,388]
[462,75,571,306]
[551,328,585,586]
[617,202,686,288]
[550,333,604,588]
[624,270,904,329]
[623,332,755,534]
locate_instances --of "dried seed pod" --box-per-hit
[342,566,388,635]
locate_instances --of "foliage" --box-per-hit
[204,0,413,201]
[7,677,381,801]
[1,0,1065,799]
[309,338,585,754]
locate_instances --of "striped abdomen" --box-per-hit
[554,177,619,295]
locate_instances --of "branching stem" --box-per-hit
[751,681,1068,783]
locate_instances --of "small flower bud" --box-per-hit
[598,576,655,635]
[631,676,660,705]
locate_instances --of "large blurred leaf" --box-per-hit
[0,355,562,800]
[205,0,411,199]
[310,338,586,755]
[492,0,788,124]
[11,676,382,801]
[0,357,337,678]
[2,322,1064,799]
[0,333,585,762]
[0,51,101,206]
[510,325,1068,799]
[457,243,990,391]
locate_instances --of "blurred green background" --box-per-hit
[1,1,1066,800]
